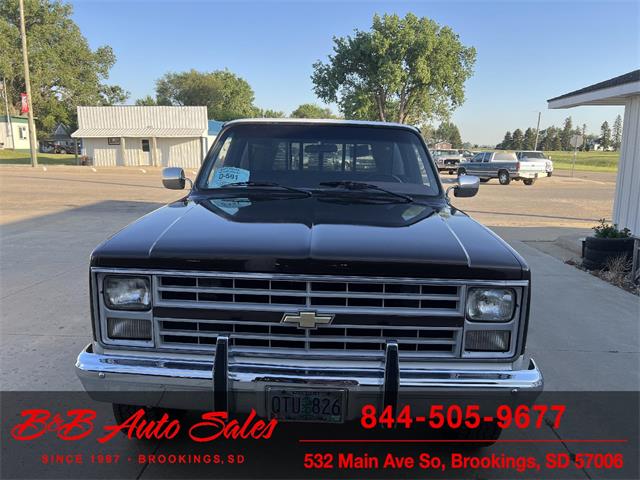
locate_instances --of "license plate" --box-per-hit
[267,388,345,423]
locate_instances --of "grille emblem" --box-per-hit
[281,311,334,329]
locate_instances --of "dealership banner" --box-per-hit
[1,391,637,479]
[20,93,28,114]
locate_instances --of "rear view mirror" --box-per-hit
[305,144,338,154]
[162,167,186,190]
[452,175,480,198]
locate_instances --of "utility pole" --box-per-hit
[2,77,14,149]
[18,0,38,167]
[533,111,542,150]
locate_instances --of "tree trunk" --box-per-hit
[376,95,386,122]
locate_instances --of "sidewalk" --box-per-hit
[495,227,640,391]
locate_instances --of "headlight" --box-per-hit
[466,288,515,322]
[103,276,150,310]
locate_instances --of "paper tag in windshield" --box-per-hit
[211,167,250,187]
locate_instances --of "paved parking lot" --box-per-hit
[0,164,636,392]
[0,166,615,228]
[0,165,638,479]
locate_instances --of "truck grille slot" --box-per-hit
[157,319,461,357]
[156,274,462,315]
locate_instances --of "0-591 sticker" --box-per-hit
[211,167,250,187]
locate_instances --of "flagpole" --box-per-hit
[18,0,38,167]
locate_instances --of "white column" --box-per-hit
[151,137,158,167]
[612,96,640,235]
[119,137,126,166]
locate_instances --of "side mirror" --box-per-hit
[162,167,188,190]
[452,175,480,198]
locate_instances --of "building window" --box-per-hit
[141,139,150,152]
[107,137,121,145]
[19,126,27,139]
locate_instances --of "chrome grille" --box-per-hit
[154,274,462,316]
[151,272,465,357]
[157,318,461,357]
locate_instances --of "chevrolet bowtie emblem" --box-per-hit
[281,311,334,329]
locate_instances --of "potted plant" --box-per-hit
[583,219,634,270]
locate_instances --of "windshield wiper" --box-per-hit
[219,181,312,197]
[318,181,413,203]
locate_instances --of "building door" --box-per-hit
[140,139,152,166]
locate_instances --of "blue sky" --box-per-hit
[71,1,638,145]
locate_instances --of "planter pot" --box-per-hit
[583,236,635,270]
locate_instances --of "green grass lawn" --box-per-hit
[0,149,77,165]
[544,150,619,172]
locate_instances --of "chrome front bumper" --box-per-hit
[76,342,543,417]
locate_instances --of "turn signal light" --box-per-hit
[107,318,152,340]
[465,330,510,352]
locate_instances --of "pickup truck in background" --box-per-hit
[457,151,548,185]
[432,149,463,174]
[516,150,554,177]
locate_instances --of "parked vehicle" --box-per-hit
[433,149,463,174]
[75,119,542,444]
[516,151,553,177]
[458,151,547,185]
[40,140,80,154]
[458,149,476,160]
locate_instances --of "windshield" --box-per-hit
[518,152,547,160]
[199,124,440,196]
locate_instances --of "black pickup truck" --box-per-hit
[76,119,542,443]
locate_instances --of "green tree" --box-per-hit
[600,121,611,150]
[560,116,573,151]
[290,103,335,119]
[156,69,256,121]
[418,123,437,144]
[580,123,587,151]
[511,128,524,150]
[436,121,462,148]
[523,127,536,150]
[498,131,512,150]
[311,13,476,124]
[0,0,127,134]
[135,95,158,106]
[254,108,285,118]
[612,114,622,150]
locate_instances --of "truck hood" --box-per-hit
[91,195,526,279]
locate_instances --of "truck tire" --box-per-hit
[452,421,503,448]
[583,237,634,270]
[498,170,510,185]
[112,403,185,432]
[523,178,536,186]
[457,168,467,176]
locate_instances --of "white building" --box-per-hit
[548,69,640,236]
[0,115,30,149]
[71,106,209,168]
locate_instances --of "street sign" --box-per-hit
[570,134,584,148]
[570,134,584,177]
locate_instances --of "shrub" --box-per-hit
[592,219,631,239]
